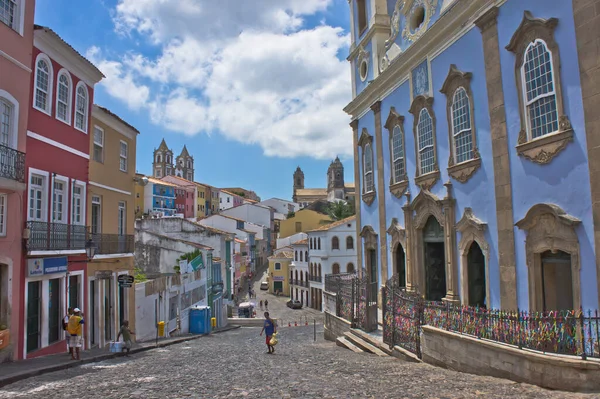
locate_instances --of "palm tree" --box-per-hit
[321,201,355,224]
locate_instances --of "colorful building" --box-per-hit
[268,251,293,296]
[22,25,104,359]
[347,0,600,312]
[143,178,176,217]
[0,0,35,362]
[160,175,196,218]
[208,186,220,215]
[278,201,332,239]
[195,182,209,218]
[219,190,244,211]
[88,105,138,349]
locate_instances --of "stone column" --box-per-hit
[351,119,363,277]
[371,101,389,289]
[572,0,600,308]
[475,7,518,310]
[442,182,459,303]
[402,192,415,292]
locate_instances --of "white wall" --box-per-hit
[276,232,307,249]
[135,272,207,342]
[308,219,357,277]
[219,192,233,210]
[258,198,300,214]
[220,204,273,230]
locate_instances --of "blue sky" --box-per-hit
[35,0,353,201]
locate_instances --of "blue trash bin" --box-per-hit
[189,306,211,334]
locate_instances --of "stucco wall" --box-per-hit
[324,311,352,342]
[421,325,600,393]
[279,210,331,239]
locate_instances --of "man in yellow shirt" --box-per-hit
[67,308,85,360]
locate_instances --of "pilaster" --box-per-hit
[572,0,600,308]
[442,182,459,303]
[371,101,389,291]
[402,192,416,292]
[351,119,363,276]
[475,6,518,310]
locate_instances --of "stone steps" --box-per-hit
[343,332,388,357]
[335,336,364,353]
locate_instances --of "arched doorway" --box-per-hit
[540,250,573,311]
[395,244,406,288]
[332,263,340,275]
[423,216,446,301]
[467,242,486,308]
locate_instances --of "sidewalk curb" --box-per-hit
[0,325,240,389]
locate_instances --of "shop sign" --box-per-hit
[27,257,67,277]
[272,276,285,281]
[95,270,113,279]
[118,275,134,288]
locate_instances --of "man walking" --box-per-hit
[264,299,268,311]
[259,300,263,311]
[67,308,84,360]
[260,312,276,354]
[116,320,135,356]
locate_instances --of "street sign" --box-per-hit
[118,275,134,284]
[119,283,133,288]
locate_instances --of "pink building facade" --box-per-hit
[0,0,36,362]
[160,175,196,218]
[20,26,103,360]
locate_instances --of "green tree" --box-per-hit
[321,201,355,224]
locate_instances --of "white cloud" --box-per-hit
[92,0,353,159]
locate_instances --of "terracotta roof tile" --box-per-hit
[292,239,308,246]
[307,215,356,232]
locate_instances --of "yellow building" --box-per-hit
[134,173,145,218]
[279,202,332,239]
[195,182,209,218]
[89,105,139,349]
[268,251,293,296]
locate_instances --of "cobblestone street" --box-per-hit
[0,326,595,399]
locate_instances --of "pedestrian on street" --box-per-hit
[264,299,268,311]
[63,307,73,354]
[260,300,263,310]
[117,320,135,356]
[67,308,84,360]
[260,312,276,354]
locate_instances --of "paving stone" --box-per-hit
[0,327,594,398]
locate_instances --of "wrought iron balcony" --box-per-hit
[309,275,322,283]
[89,233,134,254]
[26,221,88,251]
[0,144,25,183]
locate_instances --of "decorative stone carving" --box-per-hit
[410,189,444,229]
[516,203,582,311]
[358,45,370,82]
[387,218,407,250]
[409,95,440,191]
[360,225,378,250]
[384,107,409,198]
[402,0,439,43]
[358,127,373,148]
[506,11,573,165]
[456,207,489,307]
[387,0,405,49]
[439,64,482,183]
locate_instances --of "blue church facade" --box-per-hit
[346,0,600,312]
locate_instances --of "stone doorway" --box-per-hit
[540,250,573,312]
[395,244,406,288]
[423,216,446,301]
[467,242,486,308]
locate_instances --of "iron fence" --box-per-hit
[325,271,377,332]
[0,143,26,183]
[89,233,134,254]
[26,221,88,251]
[381,275,600,360]
[309,275,322,283]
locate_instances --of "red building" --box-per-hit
[0,0,36,362]
[19,25,103,359]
